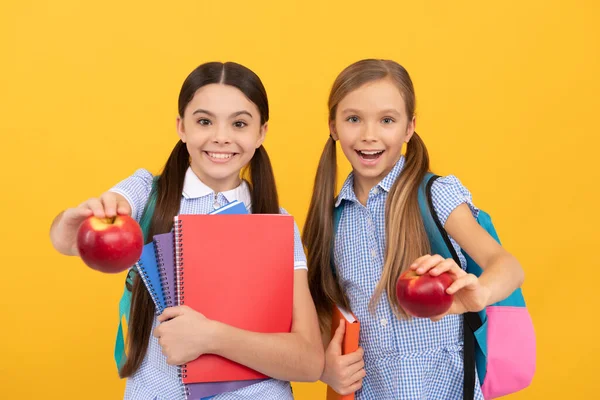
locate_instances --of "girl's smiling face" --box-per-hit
[331,78,415,191]
[177,83,267,192]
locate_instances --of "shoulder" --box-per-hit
[429,174,479,226]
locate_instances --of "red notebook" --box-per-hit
[173,214,294,384]
[327,304,361,400]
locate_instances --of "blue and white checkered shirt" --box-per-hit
[110,167,307,400]
[333,156,484,400]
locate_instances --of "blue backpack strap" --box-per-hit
[330,201,344,277]
[418,173,478,400]
[114,177,158,374]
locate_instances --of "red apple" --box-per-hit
[76,215,143,273]
[396,269,454,318]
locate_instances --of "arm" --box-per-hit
[412,203,525,314]
[156,269,325,382]
[445,203,525,305]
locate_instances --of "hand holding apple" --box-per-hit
[398,254,491,319]
[396,269,454,318]
[50,192,133,256]
[77,214,143,273]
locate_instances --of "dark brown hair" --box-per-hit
[120,62,279,377]
[303,59,430,331]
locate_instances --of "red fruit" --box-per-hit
[396,269,454,318]
[76,215,143,273]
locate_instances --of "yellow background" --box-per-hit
[1,0,598,398]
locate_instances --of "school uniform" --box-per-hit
[333,157,484,400]
[110,167,307,400]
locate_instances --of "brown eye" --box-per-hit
[198,119,211,126]
[346,116,360,123]
[233,121,247,128]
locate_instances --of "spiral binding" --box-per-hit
[174,216,187,380]
[135,261,162,315]
[155,242,172,307]
[183,382,190,399]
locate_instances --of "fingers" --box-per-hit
[412,254,444,275]
[100,193,118,218]
[328,319,346,356]
[80,198,106,219]
[349,365,366,383]
[342,379,364,396]
[447,274,478,295]
[62,205,93,225]
[340,346,364,366]
[410,254,434,269]
[117,198,132,216]
[346,357,365,376]
[73,193,130,220]
[99,192,132,217]
[426,258,458,276]
[158,306,184,322]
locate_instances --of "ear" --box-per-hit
[404,116,416,143]
[176,116,186,143]
[329,120,339,141]
[256,122,267,148]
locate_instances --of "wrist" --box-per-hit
[204,319,225,354]
[480,282,493,309]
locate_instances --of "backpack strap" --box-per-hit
[330,201,344,277]
[114,177,159,373]
[421,173,479,400]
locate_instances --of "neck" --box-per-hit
[190,164,242,193]
[353,175,379,206]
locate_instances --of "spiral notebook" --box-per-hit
[152,201,263,398]
[174,213,294,384]
[136,242,166,314]
[141,201,250,312]
[152,232,176,309]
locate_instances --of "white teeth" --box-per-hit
[359,150,383,155]
[207,152,233,160]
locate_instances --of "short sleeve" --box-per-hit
[430,175,479,227]
[109,169,154,222]
[280,207,308,271]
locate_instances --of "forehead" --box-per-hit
[185,84,259,116]
[338,78,407,114]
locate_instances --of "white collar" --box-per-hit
[182,167,252,207]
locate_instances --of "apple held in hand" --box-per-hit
[396,269,453,318]
[77,215,143,273]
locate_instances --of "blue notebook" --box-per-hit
[135,242,166,314]
[208,200,248,215]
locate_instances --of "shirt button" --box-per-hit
[373,187,380,195]
[213,201,220,209]
[380,318,387,326]
[371,249,377,259]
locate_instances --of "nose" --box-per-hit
[360,121,377,142]
[212,123,231,144]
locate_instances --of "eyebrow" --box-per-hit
[192,109,254,119]
[341,108,402,116]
